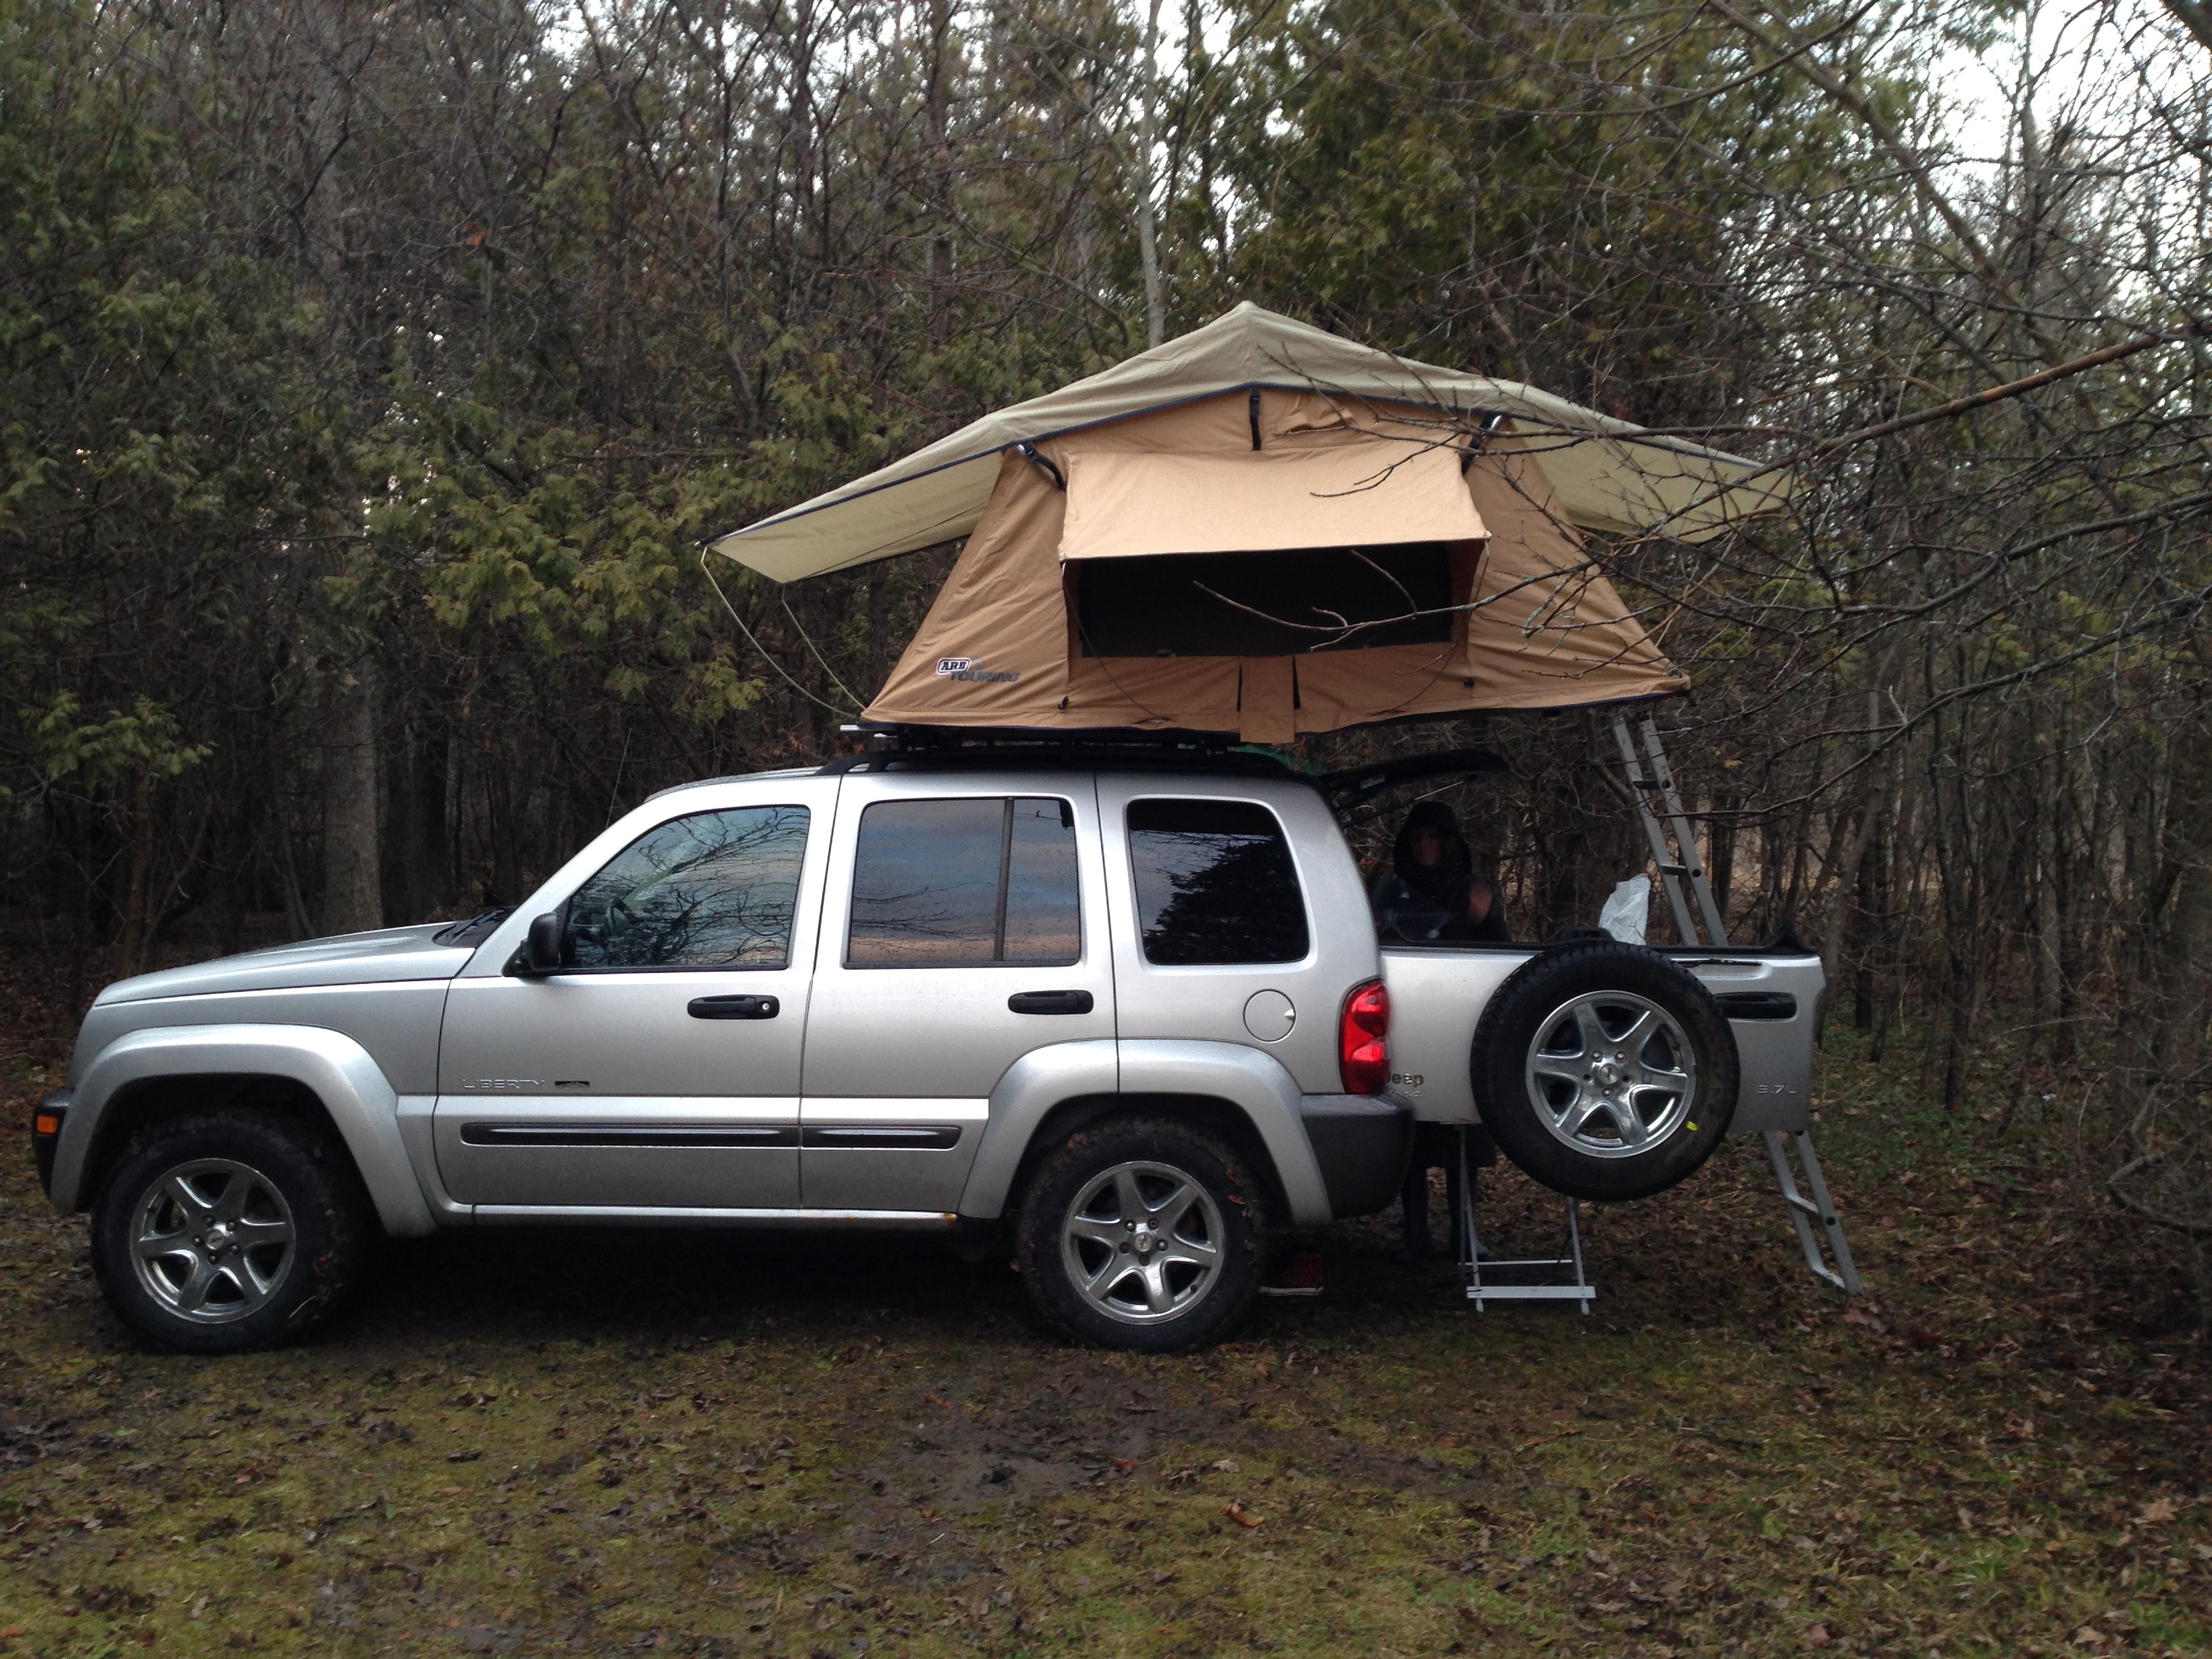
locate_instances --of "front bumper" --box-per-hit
[30,1090,70,1197]
[1298,1094,1415,1219]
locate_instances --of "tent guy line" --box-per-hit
[697,549,864,719]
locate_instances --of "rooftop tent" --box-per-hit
[708,304,1788,742]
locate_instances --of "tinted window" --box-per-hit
[565,806,809,969]
[848,797,1080,967]
[1004,799,1082,963]
[1128,798,1309,965]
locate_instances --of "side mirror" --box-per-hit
[512,911,565,977]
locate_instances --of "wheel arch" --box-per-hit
[53,1025,437,1237]
[958,1039,1332,1227]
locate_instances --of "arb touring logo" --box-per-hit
[935,657,1019,684]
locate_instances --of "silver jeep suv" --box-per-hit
[36,747,1814,1352]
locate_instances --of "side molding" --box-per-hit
[50,1024,439,1238]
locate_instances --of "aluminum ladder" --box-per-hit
[1609,712,1862,1296]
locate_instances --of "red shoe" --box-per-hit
[1260,1250,1324,1298]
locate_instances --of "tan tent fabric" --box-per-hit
[1058,440,1485,562]
[861,387,1688,740]
[709,302,1788,581]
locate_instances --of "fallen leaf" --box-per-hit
[2137,1498,2177,1525]
[1801,1623,1831,1647]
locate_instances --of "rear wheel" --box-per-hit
[90,1110,369,1353]
[1016,1116,1267,1352]
[1471,941,1738,1202]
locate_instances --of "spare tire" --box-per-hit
[1470,939,1738,1202]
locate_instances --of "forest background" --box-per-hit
[5,0,2212,1284]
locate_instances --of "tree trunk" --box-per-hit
[115,767,155,974]
[321,661,383,935]
[382,706,449,924]
[1134,0,1166,348]
[1706,789,1738,939]
[2154,727,2212,1076]
[1852,804,1887,1031]
[924,0,955,348]
[865,561,890,700]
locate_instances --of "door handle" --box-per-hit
[687,994,780,1021]
[1008,989,1094,1016]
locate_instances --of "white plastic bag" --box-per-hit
[1599,876,1649,945]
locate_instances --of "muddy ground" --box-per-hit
[3,1020,2209,1657]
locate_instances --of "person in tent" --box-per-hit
[1368,800,1508,1258]
[1370,800,1511,945]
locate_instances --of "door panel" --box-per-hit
[799,776,1115,1209]
[435,783,836,1209]
[1093,777,1349,1094]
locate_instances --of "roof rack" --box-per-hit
[819,726,1521,789]
[842,721,1239,752]
[821,724,1296,779]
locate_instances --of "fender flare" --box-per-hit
[1118,1041,1332,1227]
[50,1025,438,1238]
[958,1040,1118,1222]
[957,1039,1333,1228]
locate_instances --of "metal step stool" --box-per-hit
[1456,1128,1597,1313]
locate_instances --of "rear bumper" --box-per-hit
[1298,1094,1414,1219]
[30,1090,70,1198]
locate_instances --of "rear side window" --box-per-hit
[1126,798,1309,965]
[847,797,1080,967]
[565,806,810,969]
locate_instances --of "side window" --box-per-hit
[1127,798,1309,966]
[565,806,810,969]
[847,797,1080,967]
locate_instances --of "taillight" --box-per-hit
[1338,979,1389,1094]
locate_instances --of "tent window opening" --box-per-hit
[1127,798,1310,966]
[1073,542,1454,657]
[847,797,1080,968]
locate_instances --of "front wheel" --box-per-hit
[89,1109,369,1353]
[1015,1117,1267,1352]
[1471,940,1740,1202]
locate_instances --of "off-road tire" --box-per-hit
[1471,940,1739,1202]
[90,1109,369,1354]
[1016,1116,1267,1353]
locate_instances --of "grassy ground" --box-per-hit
[2,1014,2208,1656]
